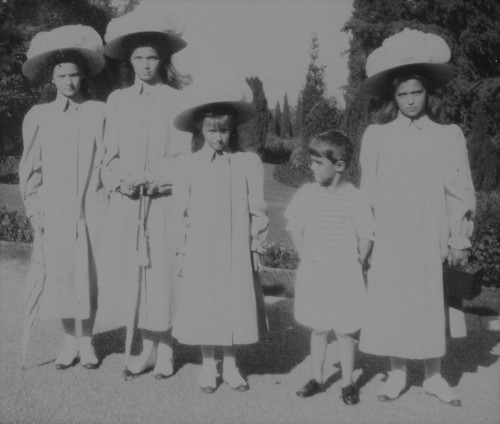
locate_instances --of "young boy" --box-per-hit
[285,130,374,405]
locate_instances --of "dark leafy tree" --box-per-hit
[281,93,293,138]
[239,76,270,154]
[0,0,113,156]
[293,93,303,136]
[342,0,500,190]
[274,101,282,137]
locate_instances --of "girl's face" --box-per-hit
[394,78,427,119]
[52,63,82,99]
[201,115,233,152]
[130,46,162,83]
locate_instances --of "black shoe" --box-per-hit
[296,379,324,398]
[122,366,152,381]
[55,357,79,370]
[341,384,360,405]
[81,361,100,370]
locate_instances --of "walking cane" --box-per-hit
[123,185,149,379]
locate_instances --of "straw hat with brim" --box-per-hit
[22,25,105,82]
[104,7,186,61]
[364,28,455,97]
[173,82,255,133]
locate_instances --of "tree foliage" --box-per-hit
[280,93,293,139]
[0,0,113,156]
[343,0,500,190]
[274,101,282,137]
[239,76,270,154]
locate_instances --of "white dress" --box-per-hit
[286,181,375,334]
[359,114,475,359]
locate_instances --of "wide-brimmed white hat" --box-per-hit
[22,25,105,82]
[173,76,255,133]
[104,6,187,61]
[364,28,455,97]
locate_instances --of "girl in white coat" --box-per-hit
[99,9,190,379]
[19,25,107,370]
[359,29,475,406]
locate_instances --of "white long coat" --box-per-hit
[98,82,190,332]
[172,145,268,345]
[19,96,107,320]
[359,114,475,359]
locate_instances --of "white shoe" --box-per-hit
[223,366,249,392]
[377,369,406,401]
[199,364,219,393]
[55,338,79,370]
[127,345,157,375]
[423,375,462,406]
[79,338,99,369]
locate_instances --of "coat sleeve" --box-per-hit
[171,153,192,254]
[351,188,376,242]
[359,125,379,210]
[101,91,127,193]
[442,125,476,246]
[19,106,43,218]
[246,153,268,253]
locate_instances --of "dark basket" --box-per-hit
[443,263,484,300]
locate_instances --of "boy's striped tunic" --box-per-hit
[286,181,374,333]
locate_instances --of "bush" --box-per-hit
[262,135,295,164]
[0,206,33,243]
[470,191,500,287]
[273,146,313,187]
[260,242,300,270]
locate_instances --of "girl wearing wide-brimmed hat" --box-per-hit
[98,7,191,380]
[359,28,475,406]
[19,25,108,370]
[171,79,268,393]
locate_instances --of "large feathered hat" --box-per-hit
[364,28,455,97]
[22,25,105,82]
[104,6,187,61]
[173,75,255,133]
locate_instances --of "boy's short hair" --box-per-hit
[309,130,353,167]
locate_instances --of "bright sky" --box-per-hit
[139,0,354,108]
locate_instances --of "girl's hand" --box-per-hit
[30,214,44,234]
[252,251,263,273]
[119,173,148,198]
[448,248,469,267]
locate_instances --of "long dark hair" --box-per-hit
[118,37,188,89]
[370,70,447,125]
[37,50,93,103]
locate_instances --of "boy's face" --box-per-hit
[201,115,232,152]
[310,154,339,186]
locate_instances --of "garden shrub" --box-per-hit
[470,191,500,287]
[260,242,299,270]
[0,206,33,243]
[262,135,295,164]
[273,146,313,187]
